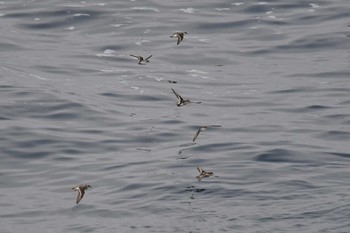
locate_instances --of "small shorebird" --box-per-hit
[196,167,213,181]
[192,125,221,142]
[170,32,187,45]
[130,54,152,65]
[72,184,92,204]
[171,88,201,107]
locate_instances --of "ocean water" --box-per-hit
[0,0,350,232]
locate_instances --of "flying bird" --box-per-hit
[72,184,92,204]
[170,32,188,45]
[192,125,221,142]
[171,88,201,107]
[130,54,152,65]
[196,167,214,181]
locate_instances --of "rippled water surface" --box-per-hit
[1,0,350,232]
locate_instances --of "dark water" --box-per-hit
[1,0,350,232]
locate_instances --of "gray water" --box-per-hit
[1,0,350,232]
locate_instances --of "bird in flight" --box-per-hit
[171,88,201,107]
[192,125,221,142]
[196,167,214,181]
[170,32,188,45]
[130,54,152,65]
[72,184,92,204]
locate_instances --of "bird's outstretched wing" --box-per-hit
[172,88,184,101]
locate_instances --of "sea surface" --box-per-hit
[0,0,350,232]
